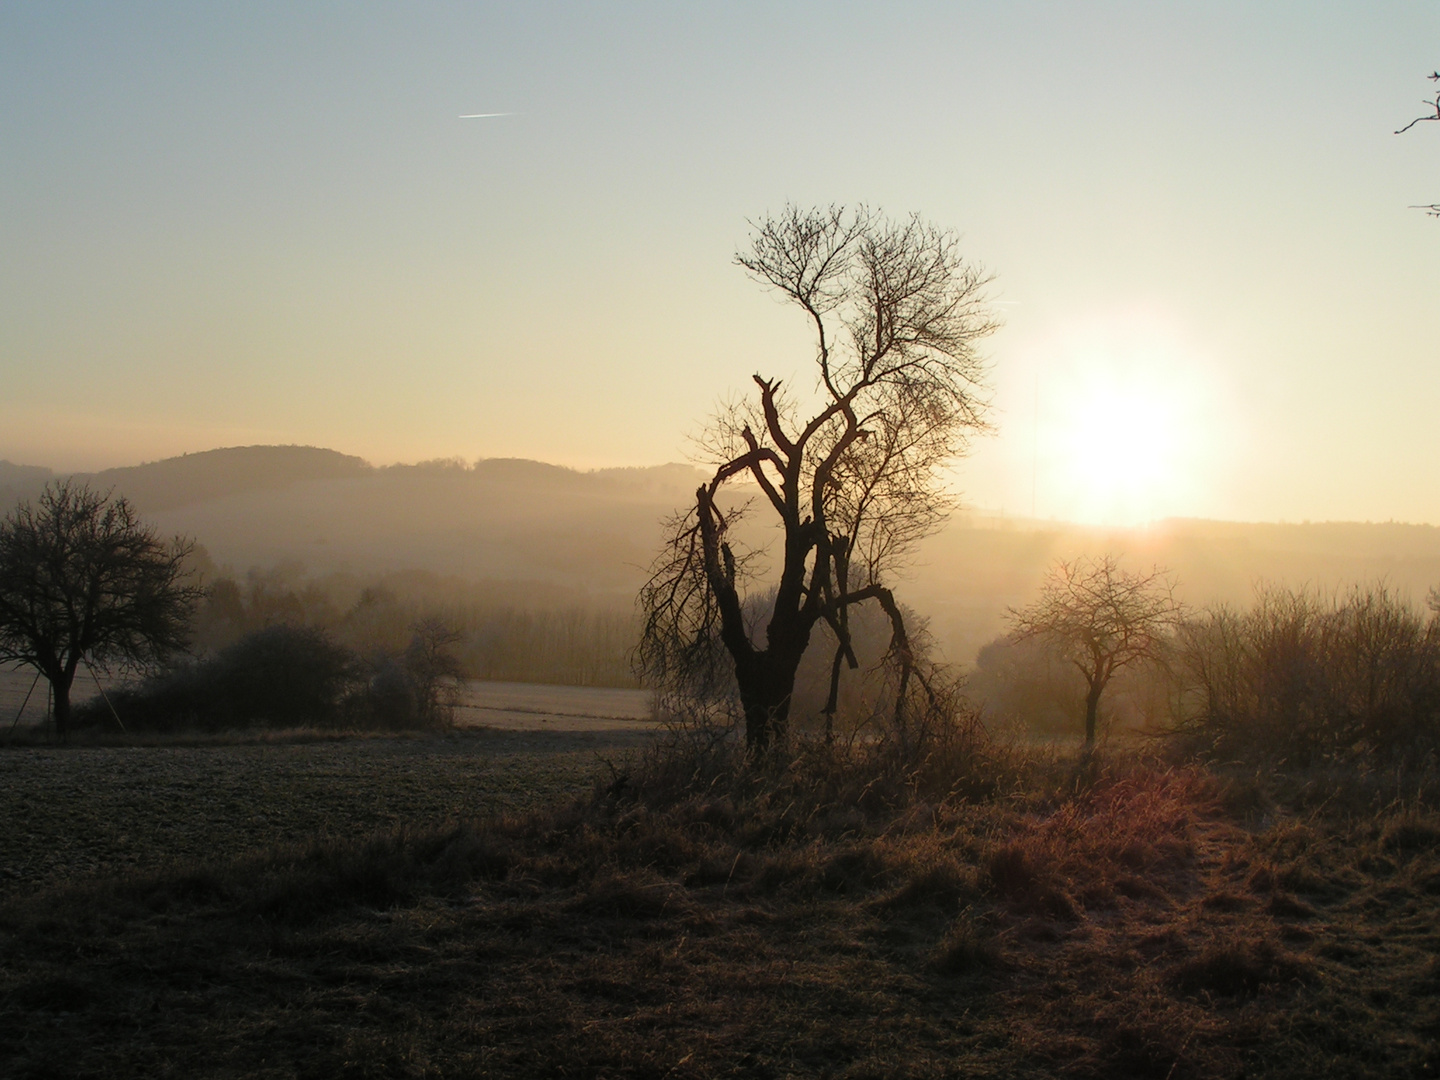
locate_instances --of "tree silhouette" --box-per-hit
[404,616,464,727]
[1396,71,1440,216]
[1007,555,1178,751]
[638,205,996,755]
[0,481,201,739]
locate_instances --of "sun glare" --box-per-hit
[1034,316,1228,526]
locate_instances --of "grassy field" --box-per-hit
[0,674,658,898]
[0,727,653,901]
[1,727,1438,1078]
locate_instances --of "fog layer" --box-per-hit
[7,445,1440,668]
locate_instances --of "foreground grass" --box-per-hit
[1,741,1438,1078]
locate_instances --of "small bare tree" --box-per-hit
[638,205,996,755]
[405,616,464,727]
[1007,555,1178,750]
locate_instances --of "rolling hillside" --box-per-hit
[5,445,1440,666]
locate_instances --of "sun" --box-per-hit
[1034,316,1225,526]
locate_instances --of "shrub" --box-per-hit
[74,621,458,732]
[1170,585,1440,764]
[968,634,1085,735]
[208,624,360,728]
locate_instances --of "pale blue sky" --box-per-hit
[2,2,1437,524]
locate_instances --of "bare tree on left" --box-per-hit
[0,481,202,740]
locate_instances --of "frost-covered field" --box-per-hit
[0,681,659,900]
[0,669,660,898]
[455,679,652,729]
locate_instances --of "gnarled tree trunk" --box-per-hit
[734,651,805,755]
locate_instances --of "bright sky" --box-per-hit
[2,3,1437,526]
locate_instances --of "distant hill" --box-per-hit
[0,446,372,514]
[55,447,714,602]
[0,461,52,486]
[6,445,1440,665]
[0,461,53,510]
[83,445,373,513]
[0,446,709,601]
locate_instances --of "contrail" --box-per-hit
[459,112,514,118]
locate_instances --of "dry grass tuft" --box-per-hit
[570,868,693,920]
[1381,811,1440,854]
[932,911,996,975]
[1168,936,1310,999]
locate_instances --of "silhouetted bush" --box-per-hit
[74,625,359,732]
[1170,585,1440,764]
[212,625,360,727]
[74,621,462,732]
[364,655,419,729]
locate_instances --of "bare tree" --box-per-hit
[638,205,996,755]
[0,481,201,739]
[404,616,464,727]
[1007,555,1178,750]
[1396,71,1440,215]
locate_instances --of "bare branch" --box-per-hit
[1395,73,1440,134]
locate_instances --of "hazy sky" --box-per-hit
[2,3,1437,526]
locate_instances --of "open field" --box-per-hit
[0,675,658,898]
[1,732,1438,1078]
[0,725,656,902]
[454,679,652,731]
